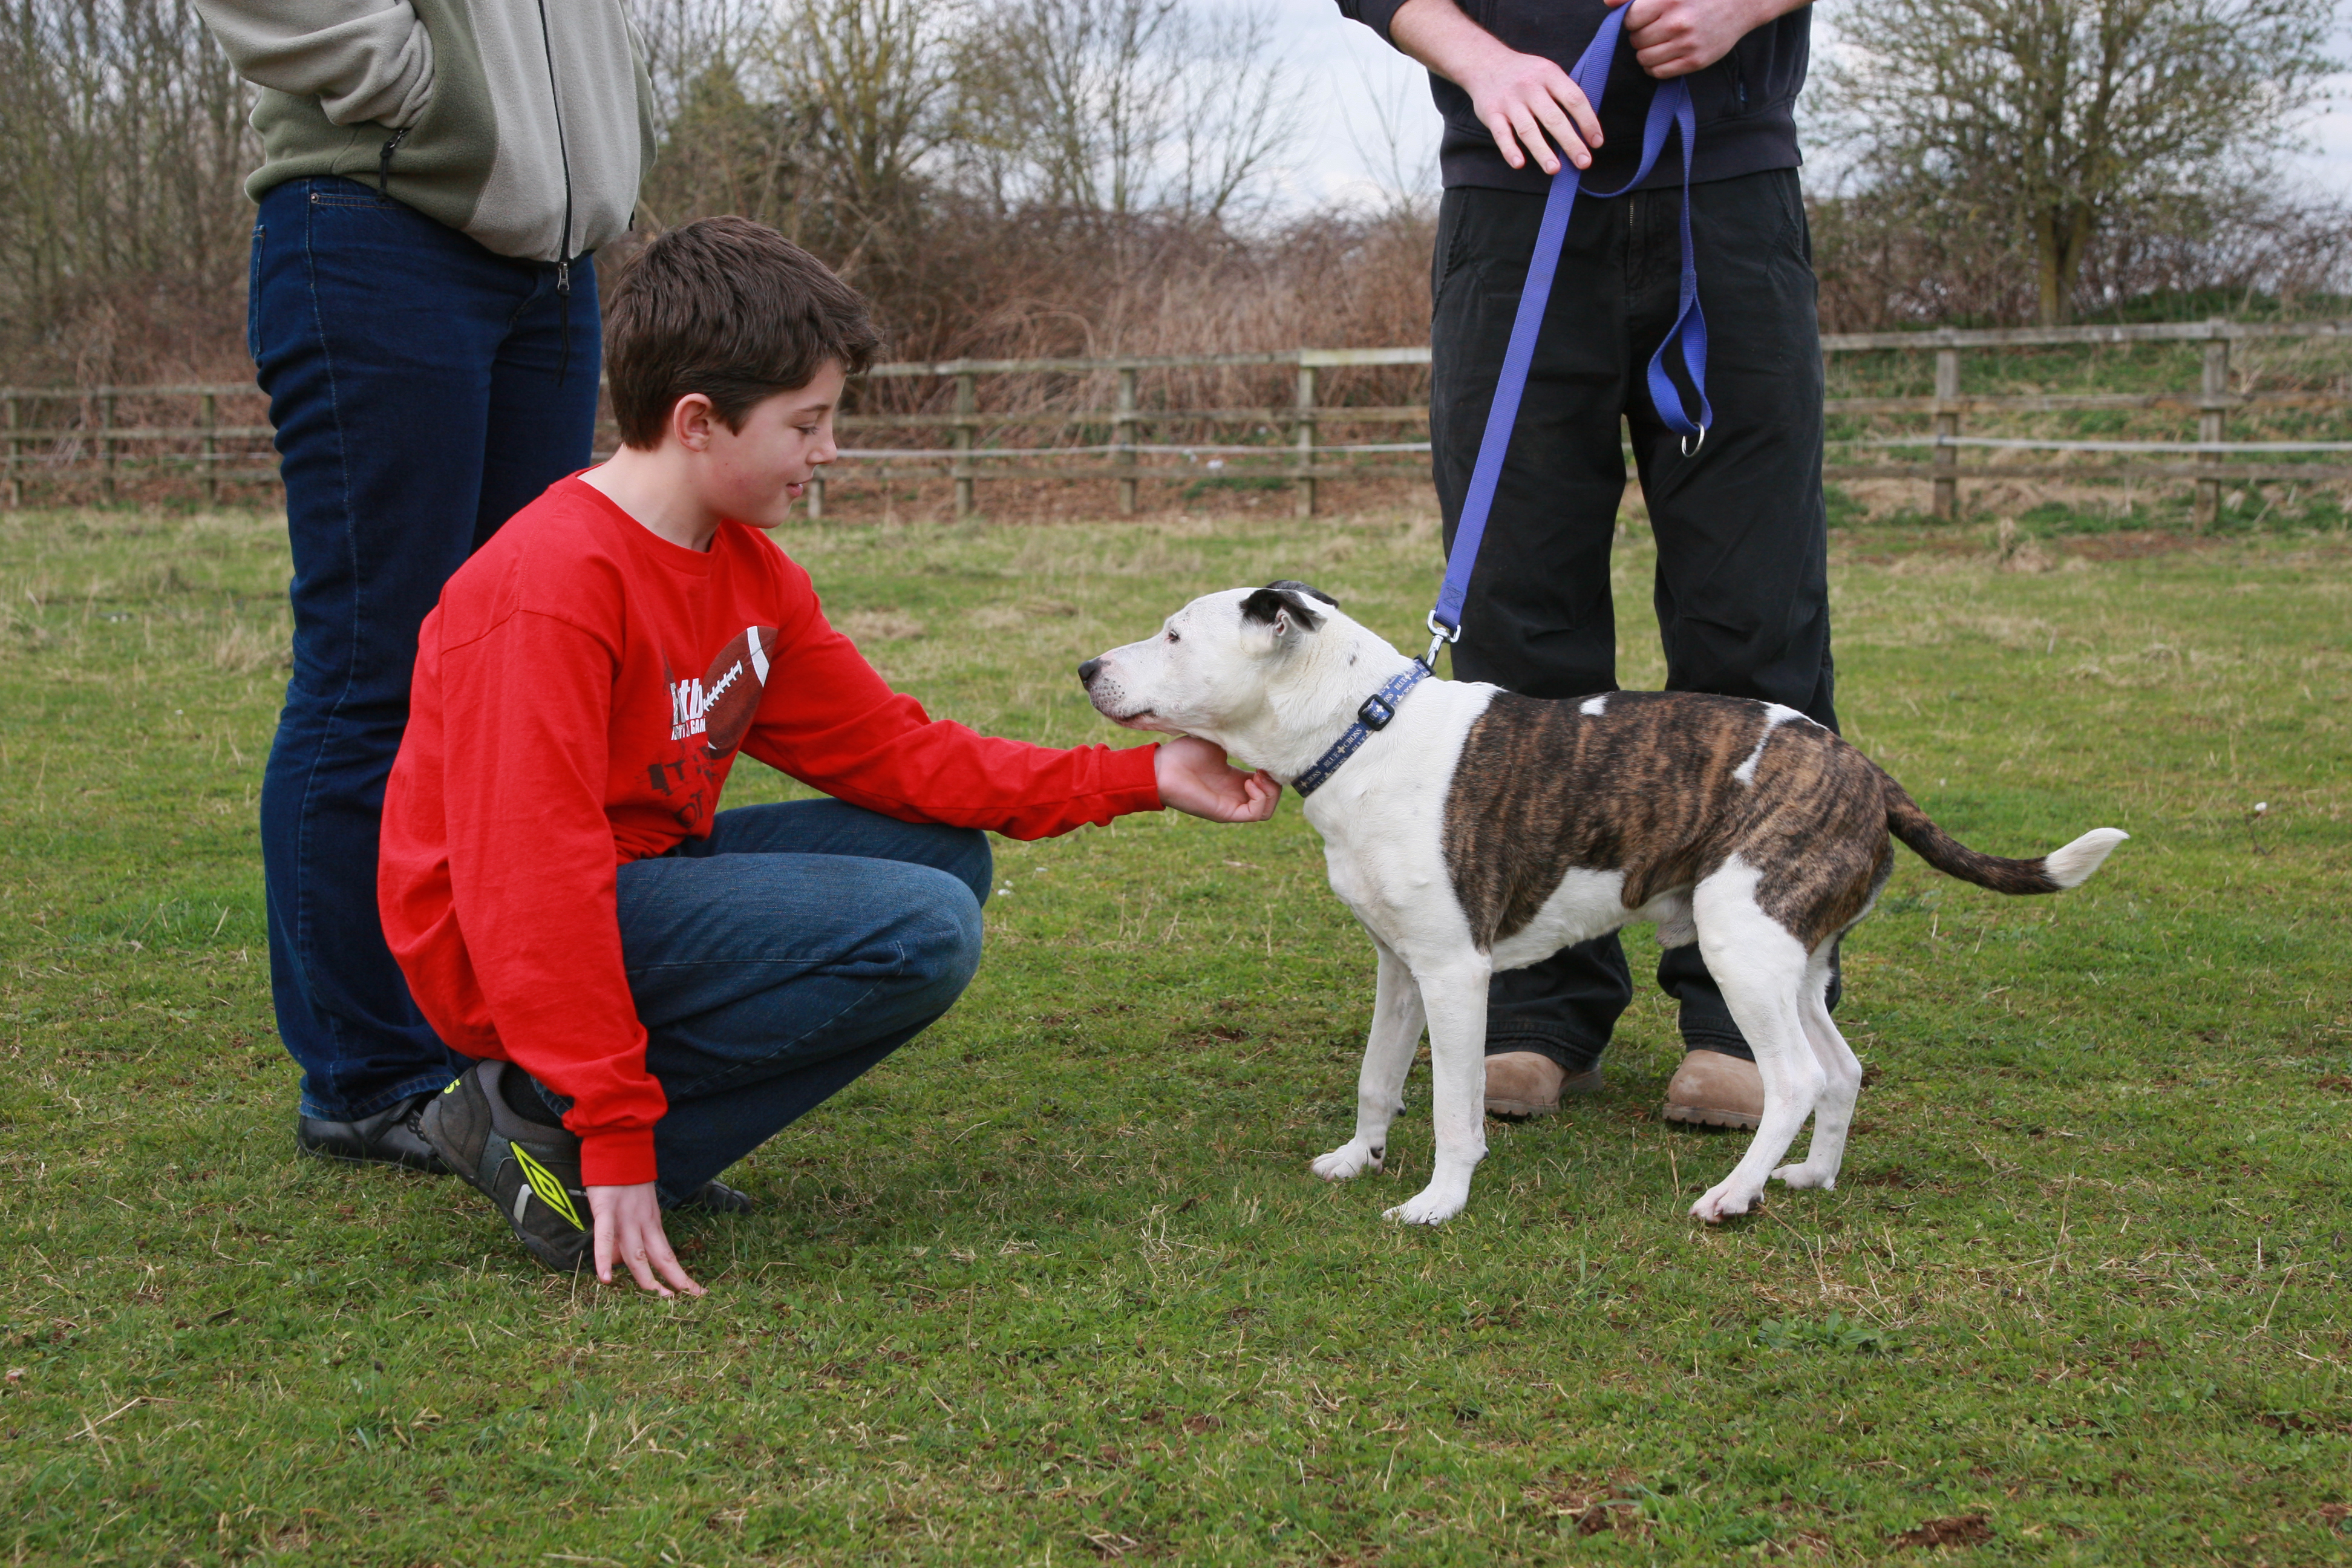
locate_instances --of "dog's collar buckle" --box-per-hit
[1293,661,1431,799]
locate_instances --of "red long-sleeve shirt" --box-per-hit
[379,477,1161,1184]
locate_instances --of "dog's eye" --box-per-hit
[1165,629,1181,643]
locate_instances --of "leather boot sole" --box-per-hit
[1661,1102,1762,1131]
[1487,1068,1604,1120]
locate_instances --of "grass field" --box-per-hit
[2,500,2348,1565]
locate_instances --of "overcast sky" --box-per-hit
[1259,0,2352,215]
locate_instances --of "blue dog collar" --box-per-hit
[1292,662,1431,798]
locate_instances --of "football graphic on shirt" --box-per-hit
[699,626,778,759]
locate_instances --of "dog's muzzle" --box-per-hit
[1077,658,1102,687]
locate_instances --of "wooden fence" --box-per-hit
[6,318,2349,523]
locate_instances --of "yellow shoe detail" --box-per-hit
[512,1145,585,1230]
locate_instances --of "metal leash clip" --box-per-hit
[1423,611,1460,672]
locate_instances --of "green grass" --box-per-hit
[2,503,2350,1565]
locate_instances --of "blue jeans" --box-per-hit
[558,800,991,1203]
[249,177,601,1120]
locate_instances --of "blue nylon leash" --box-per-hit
[1425,8,1712,667]
[1292,661,1434,797]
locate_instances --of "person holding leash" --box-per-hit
[191,1,655,1172]
[1336,0,1835,1128]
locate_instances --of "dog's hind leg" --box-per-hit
[1311,937,1426,1183]
[1686,863,1824,1223]
[1772,949,1863,1192]
[1383,956,1492,1226]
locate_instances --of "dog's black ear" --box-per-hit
[1240,584,1326,634]
[1264,579,1338,609]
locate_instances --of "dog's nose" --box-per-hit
[1077,658,1102,687]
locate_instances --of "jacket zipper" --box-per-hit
[532,0,578,382]
[377,125,411,194]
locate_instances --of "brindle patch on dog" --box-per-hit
[1442,690,2042,954]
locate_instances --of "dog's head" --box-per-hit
[1079,581,1342,743]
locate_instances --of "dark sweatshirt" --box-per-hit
[1336,0,1809,195]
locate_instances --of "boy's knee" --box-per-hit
[940,826,993,907]
[903,875,985,1006]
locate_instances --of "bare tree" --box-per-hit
[1817,0,2339,324]
[955,0,1295,226]
[0,0,256,379]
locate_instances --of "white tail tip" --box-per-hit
[2045,828,2128,889]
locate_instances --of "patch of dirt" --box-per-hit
[1893,1514,1993,1548]
[2063,529,2227,560]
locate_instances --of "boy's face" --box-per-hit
[694,360,846,529]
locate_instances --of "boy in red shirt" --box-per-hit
[384,218,1277,1296]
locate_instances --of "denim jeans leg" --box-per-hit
[252,178,595,1120]
[610,803,994,1200]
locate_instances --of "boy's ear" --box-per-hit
[672,392,719,451]
[1240,585,1325,637]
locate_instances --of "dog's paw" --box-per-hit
[1383,1186,1465,1226]
[1690,1180,1764,1224]
[1310,1143,1382,1182]
[1771,1161,1838,1191]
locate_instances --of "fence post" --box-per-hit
[1115,366,1138,516]
[2195,322,2229,529]
[952,371,976,519]
[1293,362,1318,518]
[5,394,19,511]
[806,475,825,520]
[1932,344,1960,521]
[101,391,117,505]
[201,391,218,506]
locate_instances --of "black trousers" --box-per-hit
[1429,169,1838,1072]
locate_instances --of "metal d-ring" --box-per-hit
[1680,425,1708,458]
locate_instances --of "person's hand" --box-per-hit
[1155,736,1279,823]
[1391,0,1602,175]
[586,1181,705,1297]
[1610,0,1781,79]
[1460,44,1604,175]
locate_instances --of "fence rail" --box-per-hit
[7,319,2350,520]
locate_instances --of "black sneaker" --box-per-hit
[678,1177,753,1214]
[417,1061,594,1273]
[296,1091,451,1175]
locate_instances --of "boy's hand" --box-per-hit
[587,1182,706,1298]
[1156,736,1280,823]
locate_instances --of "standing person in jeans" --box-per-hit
[191,2,656,1169]
[1335,0,1836,1129]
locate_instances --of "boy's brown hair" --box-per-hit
[605,216,883,449]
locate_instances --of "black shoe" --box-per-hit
[417,1061,593,1273]
[677,1177,753,1214]
[296,1091,451,1174]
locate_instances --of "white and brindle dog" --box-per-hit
[1080,581,2126,1226]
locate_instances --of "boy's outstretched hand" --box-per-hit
[587,1183,707,1298]
[1156,736,1281,823]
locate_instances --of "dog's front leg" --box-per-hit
[1311,937,1425,1183]
[1383,957,1491,1226]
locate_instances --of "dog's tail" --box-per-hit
[1878,768,2127,894]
